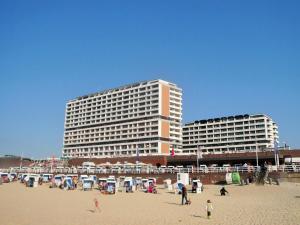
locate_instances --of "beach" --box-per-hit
[0,182,299,225]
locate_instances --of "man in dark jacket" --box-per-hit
[220,186,229,196]
[181,185,188,205]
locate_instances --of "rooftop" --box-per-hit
[69,79,181,103]
[184,114,274,126]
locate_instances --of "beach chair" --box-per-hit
[83,179,93,191]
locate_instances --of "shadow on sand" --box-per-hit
[87,209,95,213]
[191,214,204,218]
[164,202,182,206]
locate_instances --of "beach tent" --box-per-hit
[232,172,241,184]
[0,173,9,183]
[8,173,17,182]
[192,179,203,194]
[98,178,107,191]
[20,174,29,183]
[23,174,33,183]
[42,174,53,183]
[163,179,173,191]
[226,173,233,184]
[27,175,39,187]
[106,180,117,194]
[83,178,94,191]
[117,176,125,191]
[124,177,134,192]
[65,174,78,185]
[141,178,148,191]
[147,177,157,185]
[63,177,74,190]
[177,173,189,185]
[145,179,156,191]
[54,175,64,187]
[1,173,10,183]
[163,179,171,188]
[146,182,157,194]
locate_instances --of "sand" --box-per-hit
[0,182,300,225]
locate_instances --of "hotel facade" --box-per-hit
[182,114,279,154]
[62,80,182,158]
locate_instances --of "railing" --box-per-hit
[1,165,300,174]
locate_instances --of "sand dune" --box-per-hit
[0,182,300,225]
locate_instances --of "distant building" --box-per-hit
[182,114,278,154]
[62,79,182,158]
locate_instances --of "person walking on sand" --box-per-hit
[220,186,229,196]
[93,198,101,213]
[206,200,213,219]
[181,185,188,205]
[73,177,78,189]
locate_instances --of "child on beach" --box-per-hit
[93,198,101,213]
[206,200,213,219]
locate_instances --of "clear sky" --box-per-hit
[0,0,299,158]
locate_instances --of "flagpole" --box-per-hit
[255,144,259,168]
[50,155,54,173]
[19,152,23,171]
[136,147,139,163]
[274,142,277,169]
[274,140,279,170]
[197,145,199,172]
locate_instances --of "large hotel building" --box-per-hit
[62,80,182,158]
[182,114,279,154]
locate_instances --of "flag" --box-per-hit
[171,147,175,157]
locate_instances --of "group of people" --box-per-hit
[180,184,229,219]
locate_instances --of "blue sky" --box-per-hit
[0,0,299,158]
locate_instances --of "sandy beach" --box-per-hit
[0,182,300,225]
